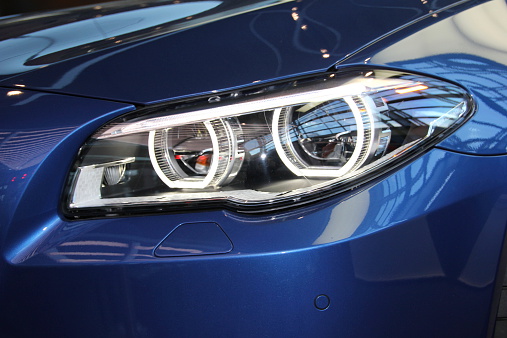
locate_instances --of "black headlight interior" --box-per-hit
[64,67,474,218]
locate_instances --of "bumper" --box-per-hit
[2,148,507,337]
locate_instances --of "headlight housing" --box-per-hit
[64,67,473,218]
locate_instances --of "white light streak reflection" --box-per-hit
[60,240,129,248]
[0,127,75,170]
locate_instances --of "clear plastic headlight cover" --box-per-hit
[64,68,473,217]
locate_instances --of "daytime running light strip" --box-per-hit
[97,83,374,139]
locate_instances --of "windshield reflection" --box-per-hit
[0,0,291,75]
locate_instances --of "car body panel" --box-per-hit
[0,88,134,229]
[342,0,507,155]
[0,0,479,104]
[1,0,507,337]
[2,148,507,336]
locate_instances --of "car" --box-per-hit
[1,0,507,336]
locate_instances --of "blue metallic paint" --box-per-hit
[154,222,233,257]
[0,89,134,257]
[1,0,507,337]
[341,0,507,155]
[2,150,507,336]
[0,0,481,104]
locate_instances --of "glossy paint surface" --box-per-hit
[0,0,285,78]
[0,0,475,104]
[343,0,507,155]
[0,89,134,251]
[2,147,507,336]
[154,222,233,257]
[2,0,507,337]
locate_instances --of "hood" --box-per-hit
[0,0,465,105]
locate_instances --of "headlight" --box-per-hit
[64,67,473,217]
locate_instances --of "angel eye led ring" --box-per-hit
[149,93,380,188]
[66,69,473,214]
[272,95,375,178]
[148,117,244,189]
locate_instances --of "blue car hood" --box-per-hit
[0,0,464,105]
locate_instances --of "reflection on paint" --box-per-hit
[0,0,291,75]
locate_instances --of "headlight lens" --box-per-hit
[65,68,473,217]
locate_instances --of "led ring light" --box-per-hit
[272,95,374,178]
[149,118,243,189]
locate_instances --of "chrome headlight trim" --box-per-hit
[63,66,474,218]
